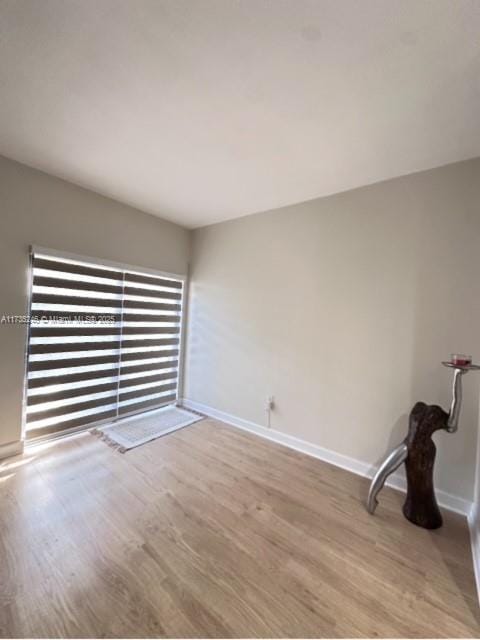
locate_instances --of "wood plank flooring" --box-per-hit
[0,418,478,638]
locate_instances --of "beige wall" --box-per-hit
[185,158,480,503]
[2,152,479,505]
[0,155,190,449]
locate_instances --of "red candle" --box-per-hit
[451,354,472,366]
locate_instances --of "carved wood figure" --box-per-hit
[367,361,478,529]
[402,402,448,528]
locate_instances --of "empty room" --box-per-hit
[1,1,480,638]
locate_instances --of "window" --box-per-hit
[24,249,184,440]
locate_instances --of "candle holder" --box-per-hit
[366,359,480,529]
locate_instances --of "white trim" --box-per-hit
[30,244,187,282]
[468,502,480,606]
[0,440,24,460]
[177,262,191,401]
[181,398,473,517]
[21,249,34,441]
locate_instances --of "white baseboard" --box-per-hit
[468,503,480,606]
[0,439,24,461]
[182,398,472,517]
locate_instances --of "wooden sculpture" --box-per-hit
[367,359,479,529]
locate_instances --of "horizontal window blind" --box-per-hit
[25,252,183,439]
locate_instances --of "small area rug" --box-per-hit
[92,405,203,452]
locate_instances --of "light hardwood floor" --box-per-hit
[0,418,478,638]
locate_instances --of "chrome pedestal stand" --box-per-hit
[367,361,479,528]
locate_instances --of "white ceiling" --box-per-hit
[0,0,479,228]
